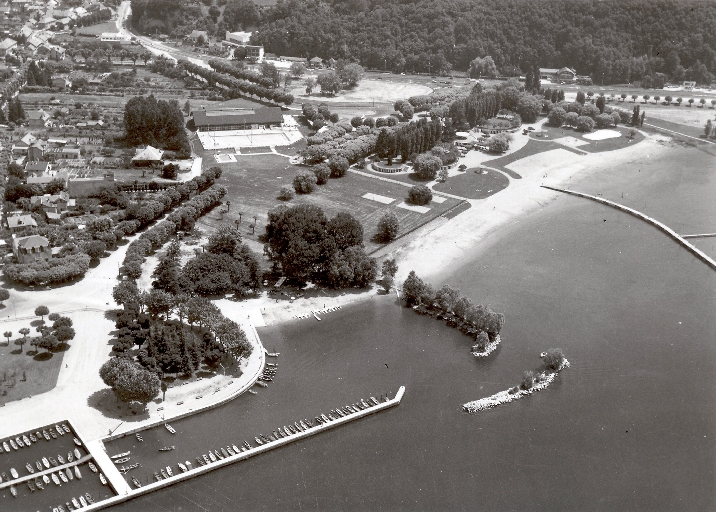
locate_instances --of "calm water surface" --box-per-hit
[110,146,715,511]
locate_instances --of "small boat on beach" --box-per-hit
[111,451,130,459]
[158,446,175,452]
[58,455,65,464]
[10,467,18,478]
[23,435,31,445]
[88,462,97,473]
[74,448,81,459]
[73,438,82,447]
[66,468,73,480]
[85,492,95,504]
[74,466,82,479]
[26,463,35,473]
[165,424,176,434]
[114,457,130,464]
[51,473,61,486]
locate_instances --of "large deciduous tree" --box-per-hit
[99,357,161,407]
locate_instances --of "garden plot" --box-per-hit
[215,153,237,163]
[397,202,430,213]
[582,129,622,140]
[362,193,396,204]
[505,149,583,175]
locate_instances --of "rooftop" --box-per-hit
[192,107,283,128]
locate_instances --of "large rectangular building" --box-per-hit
[192,107,283,132]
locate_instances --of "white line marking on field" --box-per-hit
[397,202,430,213]
[362,193,395,204]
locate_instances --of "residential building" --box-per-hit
[309,56,323,68]
[12,234,50,263]
[30,191,75,214]
[24,161,49,174]
[188,30,208,42]
[223,31,263,62]
[51,76,71,89]
[100,32,129,42]
[539,67,577,83]
[191,107,283,132]
[27,109,50,128]
[7,214,37,233]
[67,172,115,197]
[131,145,164,166]
[0,37,17,56]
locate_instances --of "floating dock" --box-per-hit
[76,386,405,511]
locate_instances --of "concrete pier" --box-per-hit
[542,186,716,271]
[74,386,406,511]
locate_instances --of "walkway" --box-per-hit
[542,186,716,271]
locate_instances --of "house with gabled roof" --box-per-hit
[131,145,164,166]
[7,214,37,233]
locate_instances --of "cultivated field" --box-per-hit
[75,21,118,36]
[196,154,462,254]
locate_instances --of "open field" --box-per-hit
[532,124,646,153]
[196,154,462,254]
[0,333,66,406]
[288,77,434,105]
[75,22,118,36]
[433,169,509,199]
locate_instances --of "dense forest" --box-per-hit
[130,0,716,84]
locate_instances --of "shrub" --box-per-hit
[520,370,535,390]
[408,184,433,205]
[376,212,399,242]
[278,185,295,200]
[488,133,510,153]
[350,116,363,128]
[611,111,620,126]
[542,348,565,371]
[329,155,350,178]
[547,107,567,127]
[363,117,375,128]
[576,116,595,132]
[579,103,600,119]
[293,171,317,194]
[313,163,331,185]
[618,111,632,124]
[564,112,579,127]
[595,113,615,129]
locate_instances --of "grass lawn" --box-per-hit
[487,139,569,178]
[197,153,461,254]
[0,336,66,406]
[75,22,118,36]
[240,146,273,154]
[532,124,646,153]
[433,169,509,199]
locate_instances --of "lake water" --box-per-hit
[110,144,716,511]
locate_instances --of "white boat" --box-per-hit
[9,485,16,497]
[74,448,81,459]
[72,497,80,509]
[42,474,50,484]
[68,451,74,462]
[36,461,43,471]
[22,435,31,445]
[43,431,51,441]
[178,462,187,472]
[2,441,10,451]
[114,457,130,464]
[62,424,71,434]
[99,473,107,485]
[208,452,216,462]
[55,425,64,436]
[59,471,68,483]
[42,457,50,469]
[16,437,24,447]
[232,444,241,454]
[66,468,73,480]
[88,462,97,473]
[57,455,65,464]
[185,461,193,470]
[10,468,18,479]
[79,496,88,507]
[26,463,35,473]
[166,466,173,476]
[165,424,176,434]
[51,473,61,485]
[111,451,130,459]
[74,466,82,479]
[9,439,18,450]
[73,438,82,447]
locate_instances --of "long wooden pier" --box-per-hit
[542,186,716,271]
[78,386,406,511]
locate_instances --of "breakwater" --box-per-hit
[542,186,716,271]
[78,386,405,511]
[463,360,569,413]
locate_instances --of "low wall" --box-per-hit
[77,386,406,511]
